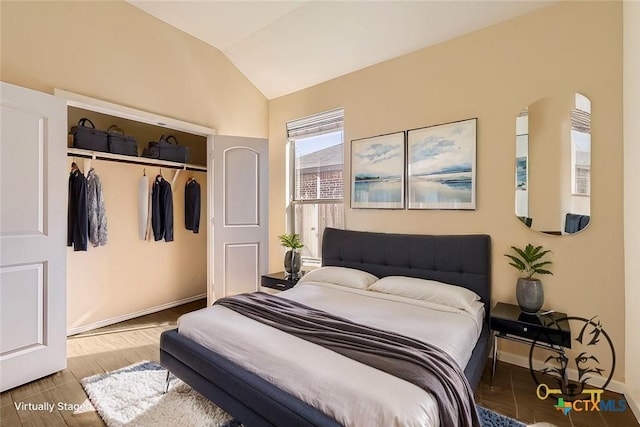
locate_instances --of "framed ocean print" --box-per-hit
[351,131,405,209]
[515,134,528,191]
[407,118,477,210]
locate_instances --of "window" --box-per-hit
[287,109,345,263]
[571,94,591,196]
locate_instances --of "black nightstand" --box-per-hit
[260,272,302,291]
[491,302,571,385]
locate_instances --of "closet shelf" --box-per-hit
[67,148,207,171]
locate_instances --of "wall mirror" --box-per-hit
[515,92,591,235]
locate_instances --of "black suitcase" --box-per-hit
[107,125,138,157]
[70,118,109,152]
[143,135,189,163]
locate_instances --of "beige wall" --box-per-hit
[0,1,267,137]
[624,0,640,419]
[269,1,626,382]
[1,1,268,329]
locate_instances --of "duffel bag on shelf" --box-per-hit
[70,118,109,152]
[107,125,138,157]
[142,135,189,163]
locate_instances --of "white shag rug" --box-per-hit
[81,361,239,427]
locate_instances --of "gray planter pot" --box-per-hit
[516,278,544,314]
[284,250,301,277]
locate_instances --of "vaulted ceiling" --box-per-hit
[127,1,555,99]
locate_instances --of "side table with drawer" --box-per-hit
[490,302,571,385]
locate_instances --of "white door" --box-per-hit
[211,136,268,302]
[0,82,67,391]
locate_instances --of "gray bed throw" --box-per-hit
[216,292,481,427]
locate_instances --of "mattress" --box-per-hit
[178,281,484,427]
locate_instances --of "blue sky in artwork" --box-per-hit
[409,121,474,176]
[411,137,456,161]
[352,134,404,178]
[355,143,400,164]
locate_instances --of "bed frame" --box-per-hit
[160,228,491,427]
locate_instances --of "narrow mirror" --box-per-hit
[515,93,591,235]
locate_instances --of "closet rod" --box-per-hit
[67,148,207,172]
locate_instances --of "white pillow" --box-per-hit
[367,276,481,312]
[298,266,378,290]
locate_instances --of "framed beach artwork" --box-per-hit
[515,134,528,191]
[351,131,405,209]
[516,156,527,190]
[407,118,477,210]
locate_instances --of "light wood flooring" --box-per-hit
[0,300,206,427]
[1,301,638,427]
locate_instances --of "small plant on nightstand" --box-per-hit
[277,233,304,277]
[504,244,553,314]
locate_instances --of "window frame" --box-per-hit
[570,95,591,197]
[286,109,345,264]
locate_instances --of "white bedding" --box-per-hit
[178,281,484,427]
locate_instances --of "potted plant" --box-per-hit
[278,233,304,277]
[504,243,553,314]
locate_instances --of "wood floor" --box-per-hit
[1,301,638,427]
[475,360,639,427]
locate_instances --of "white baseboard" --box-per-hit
[624,388,640,423]
[67,293,206,336]
[494,350,626,395]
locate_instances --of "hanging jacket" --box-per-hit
[67,169,88,251]
[184,178,201,233]
[87,168,108,247]
[152,176,174,242]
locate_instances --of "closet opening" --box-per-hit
[58,91,214,336]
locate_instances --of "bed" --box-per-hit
[160,228,491,426]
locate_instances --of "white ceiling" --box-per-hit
[127,1,554,99]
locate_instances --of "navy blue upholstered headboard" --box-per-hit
[321,228,491,320]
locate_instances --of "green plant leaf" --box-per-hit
[277,233,304,249]
[504,254,526,271]
[511,246,529,261]
[508,262,525,271]
[529,250,552,263]
[531,261,552,270]
[535,269,553,275]
[505,243,553,279]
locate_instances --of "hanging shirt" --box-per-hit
[67,169,88,251]
[87,168,107,247]
[138,174,149,240]
[152,176,174,242]
[184,178,201,233]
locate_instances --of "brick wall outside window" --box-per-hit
[295,170,343,200]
